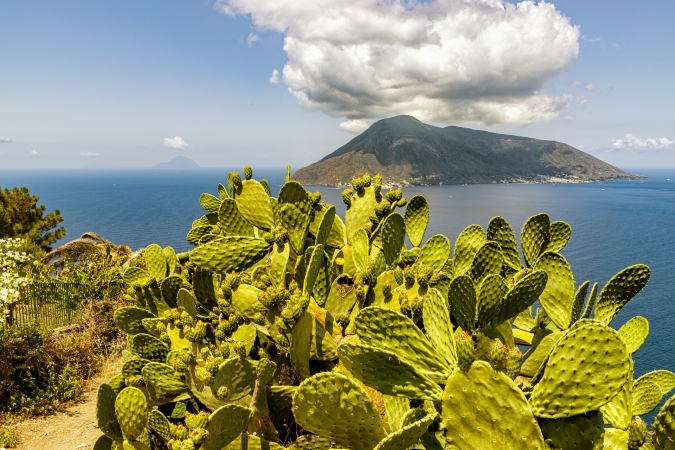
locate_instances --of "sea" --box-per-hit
[2,167,674,419]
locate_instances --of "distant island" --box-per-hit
[152,156,199,169]
[292,115,644,186]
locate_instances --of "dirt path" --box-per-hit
[10,358,122,450]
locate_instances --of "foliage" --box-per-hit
[0,296,126,417]
[94,166,674,450]
[0,425,19,448]
[0,186,65,251]
[0,238,36,324]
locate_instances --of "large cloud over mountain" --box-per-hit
[216,0,580,126]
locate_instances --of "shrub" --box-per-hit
[92,167,675,450]
[0,425,19,448]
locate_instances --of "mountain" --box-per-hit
[292,115,641,186]
[152,156,199,169]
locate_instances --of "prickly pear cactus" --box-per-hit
[93,166,671,450]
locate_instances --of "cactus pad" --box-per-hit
[130,333,169,362]
[223,433,285,450]
[96,383,124,443]
[486,216,521,271]
[115,387,149,440]
[210,357,257,402]
[159,275,181,307]
[447,275,477,332]
[204,404,252,450]
[529,322,630,418]
[634,370,675,398]
[144,244,167,279]
[383,394,410,432]
[595,264,650,326]
[114,307,156,335]
[147,409,172,441]
[544,221,572,254]
[534,252,575,329]
[632,376,663,416]
[293,372,387,450]
[618,316,649,354]
[315,206,336,246]
[234,180,275,230]
[190,236,270,274]
[355,306,449,376]
[373,411,434,450]
[290,311,313,381]
[338,342,443,400]
[653,393,675,450]
[470,241,503,283]
[452,224,485,276]
[141,362,187,395]
[123,267,152,288]
[382,213,406,267]
[521,213,550,268]
[414,235,451,272]
[538,410,604,450]
[219,199,255,237]
[404,195,429,248]
[351,229,370,271]
[442,361,546,450]
[422,288,457,368]
[278,181,313,253]
[92,435,114,450]
[200,193,222,213]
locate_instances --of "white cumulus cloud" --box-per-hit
[30,150,38,155]
[163,136,188,150]
[247,33,260,47]
[611,134,675,152]
[0,137,12,143]
[269,69,280,85]
[81,152,100,156]
[215,0,580,126]
[339,119,370,133]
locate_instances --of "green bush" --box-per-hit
[0,425,19,448]
[93,167,675,450]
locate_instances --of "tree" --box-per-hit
[0,186,66,251]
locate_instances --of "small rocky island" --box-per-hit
[292,115,643,186]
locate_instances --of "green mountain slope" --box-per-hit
[292,115,640,186]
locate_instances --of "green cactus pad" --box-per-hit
[92,435,114,450]
[293,372,387,450]
[351,229,370,271]
[404,195,429,248]
[163,246,178,273]
[217,182,229,199]
[475,274,509,329]
[325,275,359,321]
[185,367,225,411]
[193,213,219,228]
[544,221,572,254]
[381,213,405,267]
[520,331,562,377]
[144,244,167,280]
[632,376,663,416]
[147,409,171,441]
[492,270,548,328]
[442,361,546,450]
[123,267,152,288]
[177,288,198,317]
[581,282,599,319]
[530,322,630,418]
[289,435,333,450]
[187,225,215,246]
[447,275,477,332]
[414,235,451,272]
[210,357,257,402]
[193,268,217,308]
[373,411,434,450]
[115,386,149,441]
[96,383,124,443]
[141,362,188,395]
[312,257,331,307]
[307,303,339,360]
[130,334,168,362]
[470,241,503,283]
[278,181,313,253]
[114,307,156,335]
[422,288,457,368]
[338,342,443,400]
[634,370,675,398]
[571,280,591,324]
[355,306,449,377]
[326,213,347,249]
[538,410,604,450]
[486,216,522,271]
[452,224,486,276]
[521,213,550,268]
[653,393,675,450]
[304,245,325,298]
[203,404,252,450]
[314,205,336,246]
[594,264,650,326]
[268,242,291,286]
[601,368,632,430]
[219,199,255,237]
[190,236,270,274]
[368,270,401,312]
[122,358,150,378]
[602,428,628,449]
[383,394,410,432]
[291,311,313,381]
[234,180,275,230]
[159,275,181,307]
[618,316,649,354]
[200,193,222,213]
[223,433,285,450]
[535,252,575,329]
[108,374,126,394]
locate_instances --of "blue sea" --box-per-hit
[2,167,674,418]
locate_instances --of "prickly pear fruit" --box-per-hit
[456,331,475,370]
[506,346,523,379]
[185,410,209,430]
[628,417,647,450]
[488,338,508,372]
[342,189,353,206]
[244,165,253,180]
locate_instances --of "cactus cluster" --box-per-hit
[94,166,675,450]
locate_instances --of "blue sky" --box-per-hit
[1,0,674,169]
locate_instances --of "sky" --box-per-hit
[1,0,674,170]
